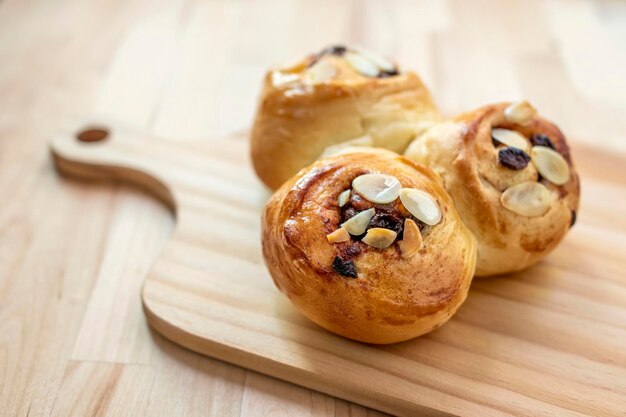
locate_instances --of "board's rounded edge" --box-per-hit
[140,280,452,417]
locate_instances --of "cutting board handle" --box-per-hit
[50,120,177,212]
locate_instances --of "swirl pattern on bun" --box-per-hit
[405,102,580,276]
[262,150,476,344]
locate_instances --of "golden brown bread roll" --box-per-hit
[405,102,580,276]
[262,150,476,344]
[251,45,440,189]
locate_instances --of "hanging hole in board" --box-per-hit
[77,127,109,143]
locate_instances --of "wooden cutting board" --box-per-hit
[50,121,626,417]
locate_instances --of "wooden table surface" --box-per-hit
[1,1,624,416]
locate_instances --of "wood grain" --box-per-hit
[2,0,626,416]
[48,123,626,416]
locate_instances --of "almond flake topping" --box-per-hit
[338,189,351,207]
[352,173,401,204]
[501,181,554,217]
[504,101,537,125]
[341,208,375,236]
[304,60,337,84]
[326,227,350,244]
[491,128,529,151]
[399,188,442,226]
[398,219,423,258]
[531,146,570,185]
[353,46,395,72]
[362,228,397,249]
[344,52,380,77]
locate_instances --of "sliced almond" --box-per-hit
[341,208,375,236]
[491,128,529,151]
[531,146,570,185]
[501,181,554,217]
[338,189,351,207]
[398,219,423,258]
[352,173,401,204]
[271,71,300,87]
[362,228,397,249]
[326,227,350,244]
[399,188,442,226]
[353,46,395,72]
[304,60,337,84]
[344,52,379,77]
[504,101,537,125]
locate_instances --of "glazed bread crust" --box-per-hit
[405,103,580,276]
[261,150,476,344]
[251,53,440,189]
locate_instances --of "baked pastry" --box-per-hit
[405,101,580,276]
[262,150,476,344]
[251,45,440,189]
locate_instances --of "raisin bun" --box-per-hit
[251,45,440,189]
[262,149,476,344]
[405,102,580,276]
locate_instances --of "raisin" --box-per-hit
[344,244,361,257]
[309,45,348,67]
[531,134,556,150]
[341,206,358,223]
[332,256,357,278]
[367,212,403,235]
[570,211,577,227]
[498,147,531,170]
[378,68,400,78]
[322,45,347,56]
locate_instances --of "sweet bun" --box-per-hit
[261,149,476,344]
[251,45,440,189]
[405,102,580,276]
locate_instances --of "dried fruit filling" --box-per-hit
[340,192,425,241]
[368,212,404,236]
[332,199,421,278]
[377,68,400,78]
[492,126,572,216]
[492,128,568,183]
[321,45,348,57]
[332,256,357,278]
[530,133,556,150]
[308,45,400,78]
[498,147,531,170]
[308,44,347,67]
[327,174,441,278]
